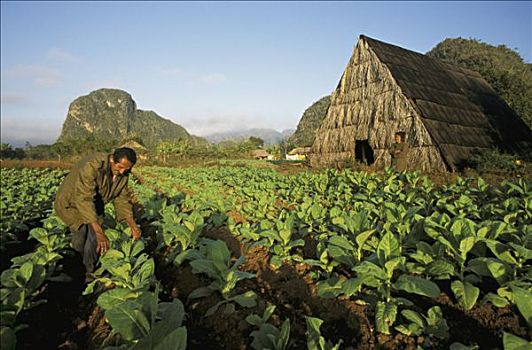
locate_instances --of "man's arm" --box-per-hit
[74,159,110,254]
[114,184,141,240]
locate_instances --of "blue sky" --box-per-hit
[1,1,530,146]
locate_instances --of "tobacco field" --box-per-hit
[1,165,531,350]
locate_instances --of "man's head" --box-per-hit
[110,147,137,176]
[394,132,405,143]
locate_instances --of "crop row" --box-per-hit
[0,168,68,252]
[135,166,531,348]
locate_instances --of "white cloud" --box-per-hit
[181,112,273,135]
[3,64,61,87]
[1,94,29,105]
[46,48,81,64]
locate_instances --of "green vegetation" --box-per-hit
[288,95,331,148]
[133,165,531,348]
[427,38,532,128]
[1,161,530,348]
[0,168,67,251]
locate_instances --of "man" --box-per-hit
[54,147,142,274]
[389,132,409,171]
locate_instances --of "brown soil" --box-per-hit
[14,170,530,349]
[152,225,530,350]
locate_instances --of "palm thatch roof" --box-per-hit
[311,35,532,171]
[251,149,270,159]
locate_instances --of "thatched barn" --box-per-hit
[251,149,270,160]
[310,35,532,171]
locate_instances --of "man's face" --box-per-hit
[111,157,133,176]
[394,134,402,143]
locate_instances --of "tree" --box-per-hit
[248,136,265,148]
[0,143,25,159]
[51,142,70,162]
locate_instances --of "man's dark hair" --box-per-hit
[395,132,406,140]
[113,147,137,165]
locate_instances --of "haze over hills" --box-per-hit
[57,89,202,148]
[205,128,295,145]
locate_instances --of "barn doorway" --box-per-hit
[355,139,375,165]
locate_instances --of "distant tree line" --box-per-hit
[0,135,275,164]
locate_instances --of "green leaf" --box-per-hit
[426,260,455,278]
[19,263,33,284]
[278,319,290,350]
[384,257,405,278]
[451,280,479,311]
[377,232,400,263]
[401,309,424,327]
[305,316,326,350]
[232,291,257,308]
[316,278,343,298]
[190,259,218,278]
[188,286,213,299]
[342,278,364,296]
[425,306,449,339]
[394,275,441,298]
[97,289,139,310]
[205,301,224,317]
[375,301,397,335]
[459,237,476,259]
[484,240,518,265]
[511,286,532,328]
[105,300,151,341]
[355,229,376,251]
[502,332,531,350]
[157,299,185,328]
[132,326,187,350]
[483,293,510,308]
[208,240,231,267]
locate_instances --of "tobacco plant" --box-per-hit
[188,239,257,316]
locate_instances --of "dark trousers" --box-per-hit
[71,225,98,273]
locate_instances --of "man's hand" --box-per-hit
[125,217,142,241]
[131,225,142,241]
[96,232,110,255]
[91,222,109,255]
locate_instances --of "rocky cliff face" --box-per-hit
[288,95,331,147]
[57,89,192,148]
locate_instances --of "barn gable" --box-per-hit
[310,35,532,171]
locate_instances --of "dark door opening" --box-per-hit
[355,139,375,165]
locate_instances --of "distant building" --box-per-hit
[286,147,312,161]
[251,149,270,160]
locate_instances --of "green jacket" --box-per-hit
[389,142,409,171]
[54,153,134,230]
